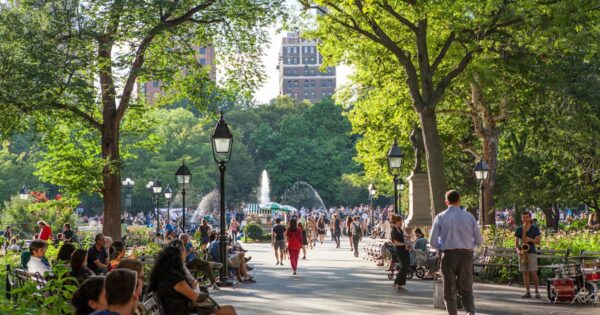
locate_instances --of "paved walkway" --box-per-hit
[212,237,596,315]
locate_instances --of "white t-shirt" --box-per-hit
[27,256,50,276]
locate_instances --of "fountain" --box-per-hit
[280,181,327,211]
[259,170,270,205]
[191,189,220,223]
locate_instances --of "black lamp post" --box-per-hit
[122,177,134,214]
[175,160,192,233]
[164,185,172,225]
[474,158,489,227]
[396,178,405,214]
[368,183,377,232]
[212,112,233,286]
[387,140,404,215]
[19,186,29,200]
[152,179,163,234]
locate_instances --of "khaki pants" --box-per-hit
[441,250,475,315]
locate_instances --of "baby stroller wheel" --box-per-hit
[406,269,413,280]
[387,273,394,279]
[416,267,426,279]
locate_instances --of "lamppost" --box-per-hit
[145,181,154,226]
[211,112,233,286]
[164,184,172,225]
[122,177,134,214]
[396,178,405,214]
[387,140,404,215]
[175,160,192,233]
[368,183,377,232]
[152,179,163,234]
[474,158,489,227]
[19,186,29,200]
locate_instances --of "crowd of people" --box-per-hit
[3,216,259,315]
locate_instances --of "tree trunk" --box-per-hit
[482,132,498,226]
[419,106,448,218]
[541,204,559,230]
[467,80,507,227]
[101,121,122,240]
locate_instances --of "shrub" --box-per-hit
[244,223,263,241]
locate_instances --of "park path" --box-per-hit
[211,236,596,315]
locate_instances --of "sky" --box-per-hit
[252,27,352,104]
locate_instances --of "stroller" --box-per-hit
[386,245,416,280]
[413,249,440,279]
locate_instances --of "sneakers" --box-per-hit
[534,292,541,299]
[293,271,297,275]
[521,292,531,298]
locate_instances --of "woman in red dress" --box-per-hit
[285,219,303,275]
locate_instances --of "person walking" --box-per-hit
[298,222,308,259]
[346,216,354,252]
[350,216,362,257]
[285,219,303,275]
[390,214,410,290]
[515,211,541,298]
[332,214,342,248]
[317,217,326,245]
[229,218,240,241]
[271,218,287,265]
[430,190,483,315]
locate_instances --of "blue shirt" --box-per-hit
[209,240,220,262]
[185,242,196,262]
[429,206,483,251]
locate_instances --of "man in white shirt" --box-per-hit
[27,239,51,276]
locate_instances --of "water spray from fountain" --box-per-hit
[260,170,270,205]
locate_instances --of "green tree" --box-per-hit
[300,0,523,218]
[0,0,286,239]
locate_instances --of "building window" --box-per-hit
[304,80,309,88]
[152,81,159,88]
[199,47,206,54]
[293,80,298,87]
[199,58,206,65]
[287,80,293,88]
[310,80,316,87]
[304,92,310,99]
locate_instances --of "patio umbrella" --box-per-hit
[281,205,298,212]
[260,202,283,211]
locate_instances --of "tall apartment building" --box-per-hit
[140,46,216,105]
[278,32,336,103]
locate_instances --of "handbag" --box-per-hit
[190,288,220,315]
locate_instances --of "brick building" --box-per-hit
[278,32,336,103]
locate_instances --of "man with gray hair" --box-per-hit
[430,190,483,315]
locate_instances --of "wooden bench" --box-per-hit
[474,247,519,282]
[474,247,571,283]
[536,248,570,271]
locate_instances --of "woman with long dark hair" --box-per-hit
[298,222,308,260]
[56,242,76,263]
[346,216,354,251]
[71,276,107,315]
[70,248,94,283]
[317,217,326,245]
[285,219,303,275]
[148,240,237,315]
[390,214,409,290]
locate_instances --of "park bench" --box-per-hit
[536,248,570,272]
[143,292,165,315]
[573,250,600,265]
[5,265,49,300]
[474,247,518,282]
[474,247,571,283]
